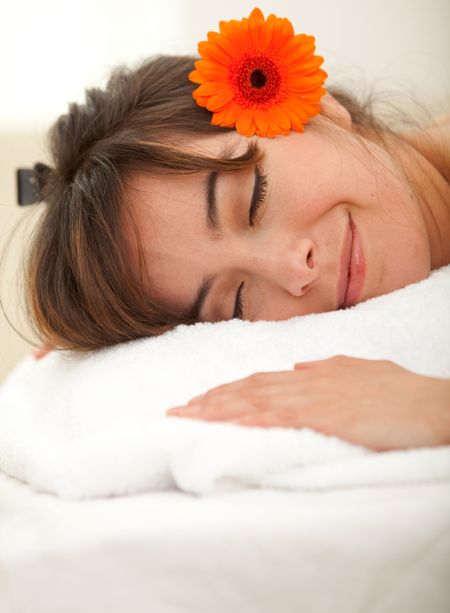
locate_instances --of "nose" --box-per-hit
[246,237,319,297]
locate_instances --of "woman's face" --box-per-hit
[123,97,432,323]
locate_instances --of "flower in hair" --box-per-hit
[189,7,328,138]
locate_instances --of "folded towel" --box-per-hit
[1,265,449,500]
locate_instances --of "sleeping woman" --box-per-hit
[27,9,450,451]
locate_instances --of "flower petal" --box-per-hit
[281,103,307,131]
[268,106,291,130]
[244,121,257,137]
[222,19,252,48]
[206,89,234,111]
[253,109,270,136]
[236,108,254,135]
[211,109,235,126]
[249,7,265,27]
[256,14,276,50]
[278,17,294,38]
[223,103,242,124]
[194,82,231,96]
[188,69,204,85]
[194,60,229,80]
[268,17,296,52]
[295,98,321,117]
[198,41,231,65]
[288,73,327,93]
[287,55,325,75]
[282,99,309,123]
[249,9,267,47]
[278,33,315,57]
[192,94,209,108]
[207,31,237,58]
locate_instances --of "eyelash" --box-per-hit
[249,168,268,226]
[233,168,268,320]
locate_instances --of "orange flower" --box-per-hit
[189,7,328,138]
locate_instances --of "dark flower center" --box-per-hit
[230,53,284,108]
[250,69,266,89]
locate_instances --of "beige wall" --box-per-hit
[0,132,47,383]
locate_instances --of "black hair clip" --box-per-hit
[16,163,51,206]
[17,168,40,206]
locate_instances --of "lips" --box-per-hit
[338,215,365,309]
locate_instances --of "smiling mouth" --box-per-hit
[337,215,353,310]
[341,238,353,309]
[339,215,365,309]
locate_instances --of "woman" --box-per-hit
[27,48,450,452]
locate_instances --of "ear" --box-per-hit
[319,92,352,130]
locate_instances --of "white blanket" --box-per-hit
[0,265,449,500]
[2,473,449,613]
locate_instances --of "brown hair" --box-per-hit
[18,54,446,352]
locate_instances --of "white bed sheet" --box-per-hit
[1,472,449,613]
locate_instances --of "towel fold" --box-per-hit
[1,265,449,500]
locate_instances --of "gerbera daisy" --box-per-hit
[189,7,328,138]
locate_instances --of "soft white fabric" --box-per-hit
[0,265,449,500]
[1,472,449,613]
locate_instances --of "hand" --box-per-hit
[166,355,450,451]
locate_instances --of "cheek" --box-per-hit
[386,235,431,288]
[285,158,361,223]
[363,211,431,299]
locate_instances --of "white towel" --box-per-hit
[0,265,449,500]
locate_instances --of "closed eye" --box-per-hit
[233,165,268,319]
[249,165,268,226]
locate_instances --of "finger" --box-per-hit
[228,409,301,429]
[167,397,257,420]
[168,381,314,421]
[187,369,304,401]
[229,407,335,435]
[187,383,302,409]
